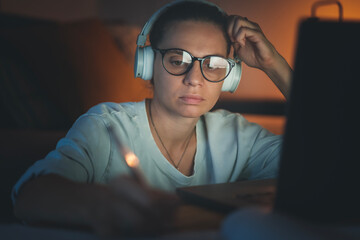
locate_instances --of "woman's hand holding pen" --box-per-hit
[228,15,293,99]
[88,175,179,237]
[96,127,180,236]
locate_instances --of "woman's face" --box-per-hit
[152,20,228,119]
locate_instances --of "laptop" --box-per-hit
[274,19,360,223]
[177,19,360,223]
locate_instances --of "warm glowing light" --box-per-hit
[124,152,139,168]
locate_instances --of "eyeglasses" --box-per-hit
[154,48,236,82]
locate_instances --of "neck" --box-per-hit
[147,99,197,173]
[147,99,197,145]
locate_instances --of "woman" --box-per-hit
[12,0,292,236]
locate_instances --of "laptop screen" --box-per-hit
[274,19,360,223]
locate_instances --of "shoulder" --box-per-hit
[202,109,257,131]
[67,101,146,133]
[205,109,244,119]
[75,101,145,124]
[86,101,144,118]
[200,109,277,143]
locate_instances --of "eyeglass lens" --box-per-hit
[162,49,231,82]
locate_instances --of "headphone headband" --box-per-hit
[136,0,226,47]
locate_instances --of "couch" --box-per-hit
[0,13,285,223]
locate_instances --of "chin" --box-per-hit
[180,104,211,118]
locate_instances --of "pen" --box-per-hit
[108,125,147,185]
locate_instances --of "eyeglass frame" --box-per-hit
[153,48,237,83]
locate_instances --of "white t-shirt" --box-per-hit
[12,100,282,200]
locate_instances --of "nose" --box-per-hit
[183,61,204,87]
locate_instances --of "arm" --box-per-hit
[14,174,178,236]
[12,108,179,236]
[228,16,293,99]
[14,174,97,228]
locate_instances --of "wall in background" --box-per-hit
[0,0,98,21]
[2,0,360,101]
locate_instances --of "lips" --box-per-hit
[179,94,205,104]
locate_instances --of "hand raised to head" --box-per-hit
[227,15,279,72]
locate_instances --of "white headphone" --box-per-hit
[134,0,242,93]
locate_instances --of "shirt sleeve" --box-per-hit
[12,114,112,203]
[202,110,282,183]
[239,127,282,180]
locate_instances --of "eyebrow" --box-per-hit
[172,50,183,55]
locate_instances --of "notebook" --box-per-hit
[176,178,277,213]
[177,19,360,223]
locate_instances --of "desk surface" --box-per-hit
[174,204,226,232]
[3,179,359,239]
[173,178,277,232]
[176,178,276,215]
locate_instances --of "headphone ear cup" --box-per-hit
[221,62,242,93]
[134,46,154,80]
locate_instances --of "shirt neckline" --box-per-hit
[138,99,205,185]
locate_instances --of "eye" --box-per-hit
[171,59,185,66]
[169,56,189,67]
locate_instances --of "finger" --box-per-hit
[227,15,237,41]
[232,19,259,41]
[110,176,152,208]
[228,15,262,42]
[93,199,147,236]
[112,199,149,229]
[112,195,174,236]
[110,176,177,225]
[233,26,263,48]
[228,15,248,42]
[234,16,261,32]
